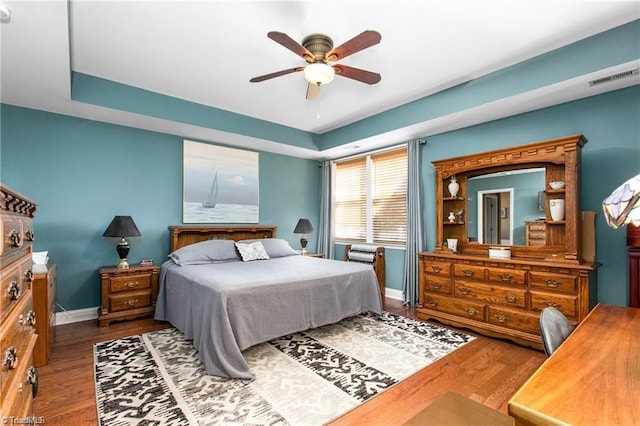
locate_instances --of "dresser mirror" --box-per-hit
[466,167,545,246]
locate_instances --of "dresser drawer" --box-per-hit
[109,290,152,312]
[487,268,526,286]
[488,306,540,335]
[454,281,527,309]
[423,274,452,295]
[0,335,37,421]
[109,273,151,293]
[530,290,579,318]
[424,293,486,321]
[0,256,33,322]
[423,260,451,276]
[0,216,34,258]
[1,295,35,396]
[453,264,485,280]
[530,272,578,293]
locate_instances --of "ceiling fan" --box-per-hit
[249,30,382,100]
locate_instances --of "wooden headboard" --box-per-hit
[168,225,277,251]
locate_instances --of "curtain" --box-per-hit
[403,139,424,306]
[317,160,335,260]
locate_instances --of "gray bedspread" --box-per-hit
[154,255,382,381]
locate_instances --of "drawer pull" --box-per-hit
[25,267,34,282]
[498,273,513,282]
[505,294,519,304]
[545,279,560,288]
[462,270,475,277]
[466,308,479,316]
[428,300,438,308]
[25,229,35,241]
[125,281,140,288]
[125,298,139,306]
[27,310,36,327]
[27,366,39,398]
[431,265,442,273]
[495,314,510,323]
[545,301,560,308]
[4,347,18,370]
[430,282,442,290]
[7,281,20,300]
[9,229,21,247]
[459,286,471,295]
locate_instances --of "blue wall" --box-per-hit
[421,85,640,305]
[0,105,321,311]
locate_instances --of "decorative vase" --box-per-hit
[549,199,565,221]
[448,211,456,223]
[448,176,459,198]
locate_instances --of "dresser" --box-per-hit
[32,264,56,366]
[0,184,38,419]
[99,264,160,327]
[418,252,597,349]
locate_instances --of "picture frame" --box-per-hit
[182,140,259,223]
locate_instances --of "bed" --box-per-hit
[154,225,383,381]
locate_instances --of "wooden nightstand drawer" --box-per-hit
[109,273,151,293]
[109,290,152,312]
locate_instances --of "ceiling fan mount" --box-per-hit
[250,30,382,100]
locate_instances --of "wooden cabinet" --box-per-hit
[525,221,546,246]
[0,184,38,420]
[421,136,598,349]
[418,252,597,349]
[33,264,56,366]
[630,248,640,308]
[98,264,159,327]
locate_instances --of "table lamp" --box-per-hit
[103,215,141,269]
[293,218,314,255]
[602,173,640,246]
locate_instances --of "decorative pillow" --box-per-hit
[235,241,270,262]
[168,239,240,265]
[238,238,299,258]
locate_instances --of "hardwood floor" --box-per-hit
[34,298,545,425]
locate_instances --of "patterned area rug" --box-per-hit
[94,312,475,425]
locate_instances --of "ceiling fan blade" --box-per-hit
[267,31,314,61]
[333,64,381,85]
[250,67,304,83]
[306,83,319,100]
[326,30,381,62]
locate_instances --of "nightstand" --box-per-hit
[305,253,324,258]
[33,264,57,366]
[98,264,159,327]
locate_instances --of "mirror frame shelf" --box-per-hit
[432,134,587,263]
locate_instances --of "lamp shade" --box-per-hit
[102,216,142,238]
[294,218,314,234]
[304,63,335,86]
[602,173,640,229]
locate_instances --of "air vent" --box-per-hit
[588,68,639,87]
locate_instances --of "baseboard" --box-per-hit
[54,290,403,326]
[385,287,403,301]
[55,306,98,326]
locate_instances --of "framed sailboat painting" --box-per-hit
[182,140,259,223]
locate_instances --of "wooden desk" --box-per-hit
[508,304,640,425]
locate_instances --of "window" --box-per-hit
[334,146,407,245]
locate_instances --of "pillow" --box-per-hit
[168,239,240,265]
[235,241,270,262]
[238,238,299,258]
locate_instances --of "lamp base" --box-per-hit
[117,258,130,269]
[116,238,131,269]
[300,235,308,256]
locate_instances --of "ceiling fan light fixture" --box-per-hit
[304,63,335,86]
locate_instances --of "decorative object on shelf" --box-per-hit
[448,175,459,198]
[549,181,566,190]
[293,218,314,255]
[602,173,640,229]
[489,246,511,259]
[549,199,565,221]
[448,211,456,223]
[103,216,142,269]
[446,238,458,252]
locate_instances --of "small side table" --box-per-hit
[98,264,159,327]
[33,264,57,366]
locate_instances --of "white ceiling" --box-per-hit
[1,1,639,159]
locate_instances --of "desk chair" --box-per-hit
[540,307,574,356]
